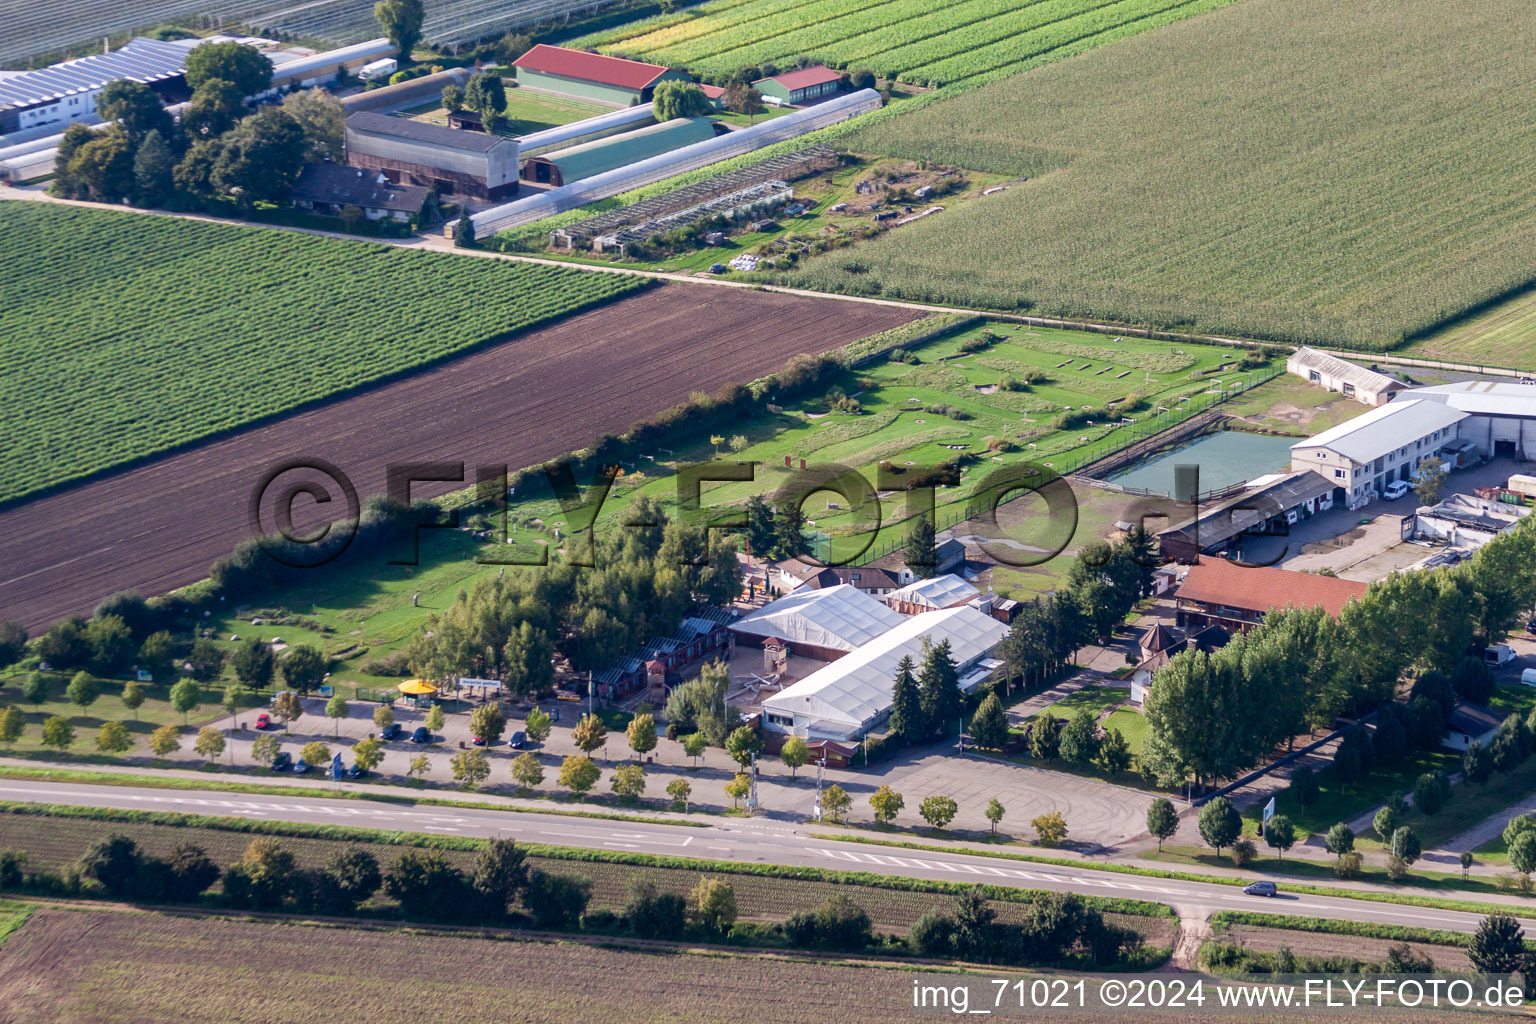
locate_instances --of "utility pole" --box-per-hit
[747,750,758,815]
[813,753,826,821]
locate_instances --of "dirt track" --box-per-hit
[0,285,917,630]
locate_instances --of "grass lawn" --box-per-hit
[1024,685,1127,723]
[1152,846,1501,897]
[405,84,617,135]
[1399,755,1536,862]
[0,900,31,948]
[1102,708,1149,758]
[1246,747,1462,840]
[0,669,232,754]
[1402,288,1536,371]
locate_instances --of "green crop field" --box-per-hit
[0,203,644,505]
[783,0,1536,353]
[574,0,1239,86]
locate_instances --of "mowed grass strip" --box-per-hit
[0,203,645,504]
[788,0,1536,351]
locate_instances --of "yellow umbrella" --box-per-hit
[397,679,437,695]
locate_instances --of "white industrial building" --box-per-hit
[1290,399,1467,506]
[884,574,980,614]
[1286,348,1407,406]
[759,605,1008,741]
[1413,493,1529,549]
[0,37,190,137]
[1408,381,1536,460]
[728,584,904,661]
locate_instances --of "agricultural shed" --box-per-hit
[516,102,656,160]
[730,584,905,661]
[760,605,1007,741]
[266,37,394,93]
[1286,347,1406,406]
[753,65,841,105]
[1408,381,1536,460]
[341,67,474,114]
[345,111,518,200]
[0,37,188,136]
[520,116,720,186]
[511,44,688,105]
[1156,469,1336,563]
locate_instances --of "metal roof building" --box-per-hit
[754,65,841,105]
[1408,381,1536,460]
[1286,347,1407,406]
[1290,398,1467,505]
[730,584,905,660]
[0,37,191,136]
[340,67,474,114]
[884,574,980,613]
[511,44,688,105]
[521,116,719,187]
[345,110,519,200]
[760,605,1008,741]
[516,102,657,160]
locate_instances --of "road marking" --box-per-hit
[423,826,459,833]
[604,842,640,849]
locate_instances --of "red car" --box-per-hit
[254,712,272,730]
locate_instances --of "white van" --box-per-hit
[1485,644,1517,667]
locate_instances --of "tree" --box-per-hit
[869,785,904,825]
[384,848,469,921]
[471,838,528,916]
[352,737,384,773]
[1032,810,1068,846]
[1059,709,1100,767]
[611,763,646,800]
[652,80,713,120]
[626,713,657,757]
[453,213,476,248]
[1463,739,1492,785]
[920,795,958,831]
[78,834,143,896]
[469,702,505,744]
[282,644,328,694]
[722,82,765,124]
[272,690,304,732]
[233,637,275,689]
[118,679,146,720]
[559,754,600,797]
[98,78,174,140]
[0,621,28,670]
[372,704,395,731]
[0,706,25,748]
[66,671,100,711]
[1468,913,1527,974]
[424,704,445,732]
[132,129,175,204]
[281,88,346,161]
[1096,727,1132,776]
[1264,814,1296,859]
[84,614,134,676]
[185,40,274,95]
[725,724,762,768]
[771,500,809,560]
[374,0,426,61]
[969,691,1009,750]
[1412,772,1447,816]
[821,783,851,823]
[22,672,50,705]
[301,740,331,766]
[889,655,925,745]
[904,514,938,579]
[1413,455,1447,506]
[524,707,552,744]
[692,877,737,936]
[38,618,90,671]
[1030,712,1062,759]
[194,726,225,762]
[1289,766,1320,807]
[494,31,533,64]
[917,639,961,739]
[524,869,592,928]
[1390,826,1422,866]
[572,712,607,755]
[40,715,74,751]
[667,778,692,812]
[324,693,349,737]
[407,753,430,778]
[683,732,707,766]
[780,735,809,777]
[1373,804,1400,843]
[743,495,776,557]
[442,83,464,111]
[728,435,749,459]
[1325,822,1356,856]
[1146,798,1178,851]
[147,723,180,756]
[251,734,280,766]
[169,678,201,724]
[511,752,544,793]
[462,72,506,128]
[95,720,132,754]
[450,748,490,789]
[211,107,307,204]
[1197,797,1240,855]
[724,772,751,809]
[985,797,1006,836]
[1461,850,1476,879]
[182,78,244,139]
[325,848,382,911]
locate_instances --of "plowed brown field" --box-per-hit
[0,286,917,630]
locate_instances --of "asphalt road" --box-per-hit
[2,778,1531,936]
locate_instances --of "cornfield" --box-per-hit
[786,0,1536,352]
[0,203,644,504]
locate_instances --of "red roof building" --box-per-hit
[753,65,841,105]
[511,44,688,103]
[1174,558,1367,633]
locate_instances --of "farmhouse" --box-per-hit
[1442,701,1501,752]
[1290,399,1467,507]
[1408,381,1536,459]
[773,560,903,597]
[520,116,721,186]
[289,162,428,222]
[1156,470,1336,563]
[884,574,979,614]
[0,37,189,136]
[1129,623,1231,704]
[753,66,842,105]
[730,584,904,660]
[760,605,1007,741]
[895,537,966,582]
[1287,348,1407,406]
[511,44,689,105]
[344,111,518,200]
[1174,558,1367,633]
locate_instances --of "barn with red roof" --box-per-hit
[511,44,691,105]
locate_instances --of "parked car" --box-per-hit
[379,723,402,741]
[1520,377,1535,385]
[293,758,311,774]
[346,765,366,779]
[270,751,292,772]
[1484,643,1517,667]
[1383,480,1411,500]
[508,731,526,750]
[471,734,487,746]
[254,712,271,730]
[707,263,727,274]
[1524,618,1536,636]
[410,727,431,744]
[1243,881,1278,897]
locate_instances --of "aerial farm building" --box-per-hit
[345,111,518,199]
[520,116,720,186]
[511,44,689,105]
[753,66,841,105]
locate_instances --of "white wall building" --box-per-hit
[1408,381,1536,460]
[1290,399,1467,505]
[0,37,190,137]
[759,606,1007,741]
[1413,494,1528,549]
[1286,347,1407,406]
